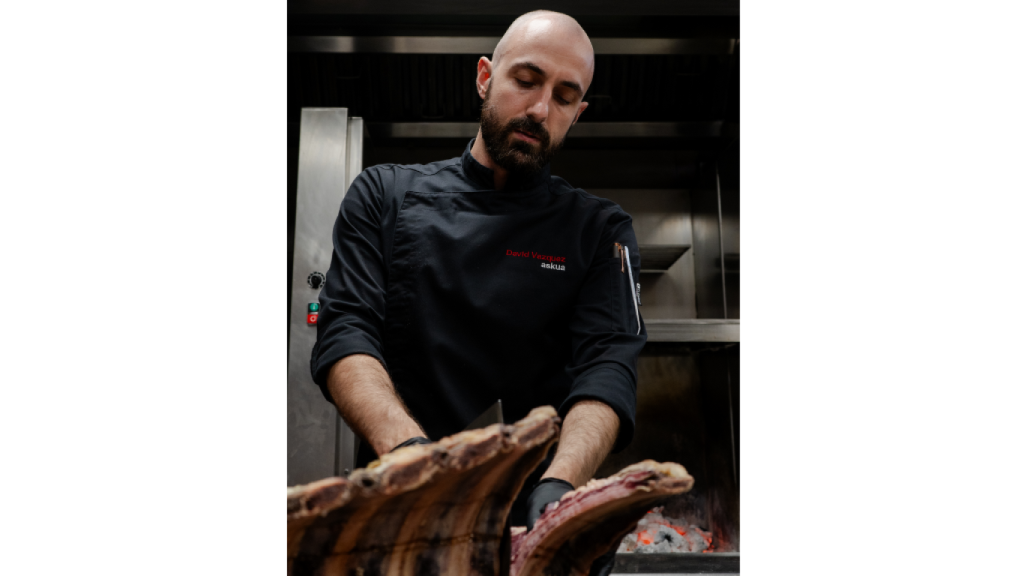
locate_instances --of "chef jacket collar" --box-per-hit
[462,138,551,193]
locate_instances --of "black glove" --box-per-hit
[587,545,618,576]
[526,477,619,576]
[389,436,431,452]
[525,477,574,531]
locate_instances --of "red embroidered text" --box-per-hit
[506,249,566,263]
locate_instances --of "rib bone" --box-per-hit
[510,461,695,576]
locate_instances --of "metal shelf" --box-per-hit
[612,552,739,574]
[639,244,690,273]
[289,36,736,55]
[644,319,738,343]
[365,122,728,140]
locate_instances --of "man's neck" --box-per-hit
[470,130,509,190]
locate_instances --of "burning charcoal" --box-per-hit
[617,532,638,553]
[635,524,675,553]
[658,525,683,550]
[682,527,711,553]
[621,508,715,553]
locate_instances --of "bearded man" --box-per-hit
[310,11,646,572]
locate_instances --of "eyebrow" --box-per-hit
[513,61,584,97]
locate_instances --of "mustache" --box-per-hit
[504,116,550,147]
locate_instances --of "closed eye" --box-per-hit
[516,78,533,88]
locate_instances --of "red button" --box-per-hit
[307,313,318,325]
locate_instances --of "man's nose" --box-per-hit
[525,90,550,124]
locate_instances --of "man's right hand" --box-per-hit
[389,436,431,452]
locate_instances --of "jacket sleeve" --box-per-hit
[309,166,392,404]
[561,209,647,452]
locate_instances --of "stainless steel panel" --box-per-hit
[549,149,700,190]
[638,245,690,273]
[592,189,697,320]
[288,108,349,486]
[717,155,739,320]
[290,36,496,54]
[592,38,735,55]
[368,122,479,139]
[644,319,738,342]
[366,121,723,140]
[570,122,722,139]
[346,117,364,190]
[715,166,728,318]
[691,173,725,318]
[289,36,735,55]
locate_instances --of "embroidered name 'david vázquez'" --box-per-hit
[506,249,567,271]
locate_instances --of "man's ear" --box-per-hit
[572,101,589,125]
[476,57,493,99]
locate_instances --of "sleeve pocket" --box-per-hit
[606,256,640,333]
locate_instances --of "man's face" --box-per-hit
[479,83,562,175]
[477,27,592,175]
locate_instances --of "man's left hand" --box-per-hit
[525,477,619,575]
[525,477,574,531]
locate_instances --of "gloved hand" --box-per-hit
[525,477,574,531]
[526,477,619,576]
[587,545,618,576]
[389,436,431,452]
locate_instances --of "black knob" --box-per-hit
[307,271,326,290]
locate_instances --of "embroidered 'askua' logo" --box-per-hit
[506,249,566,272]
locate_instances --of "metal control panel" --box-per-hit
[287,108,362,486]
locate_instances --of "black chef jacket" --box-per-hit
[311,139,646,474]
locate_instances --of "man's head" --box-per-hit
[476,11,594,175]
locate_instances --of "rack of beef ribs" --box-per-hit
[287,406,561,576]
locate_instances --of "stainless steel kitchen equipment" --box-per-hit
[287,108,363,486]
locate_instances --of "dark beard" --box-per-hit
[479,92,564,176]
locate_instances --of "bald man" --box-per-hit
[311,11,646,560]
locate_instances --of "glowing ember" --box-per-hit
[617,507,715,554]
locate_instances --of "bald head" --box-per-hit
[492,10,595,94]
[470,11,594,182]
